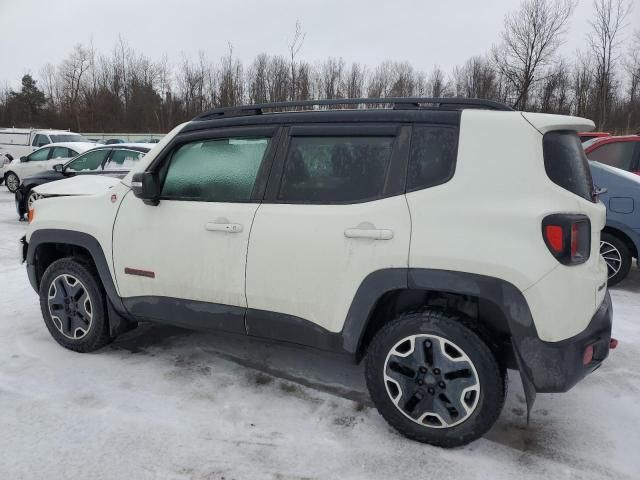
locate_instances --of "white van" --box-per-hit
[0,128,90,163]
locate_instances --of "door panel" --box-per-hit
[246,129,410,333]
[246,197,410,333]
[112,132,275,328]
[113,196,258,308]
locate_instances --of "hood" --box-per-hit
[33,175,122,196]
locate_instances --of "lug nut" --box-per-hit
[433,368,441,375]
[417,379,424,385]
[419,367,427,373]
[438,381,446,388]
[428,387,435,394]
[424,340,432,347]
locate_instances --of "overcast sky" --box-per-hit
[0,0,636,89]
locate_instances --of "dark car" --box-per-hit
[15,144,149,219]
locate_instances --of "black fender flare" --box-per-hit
[341,268,539,410]
[26,229,127,316]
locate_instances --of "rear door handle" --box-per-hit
[205,222,243,233]
[344,228,393,240]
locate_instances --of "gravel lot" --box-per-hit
[0,189,638,480]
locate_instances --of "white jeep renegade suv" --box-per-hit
[21,98,613,447]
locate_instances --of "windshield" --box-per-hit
[50,134,89,143]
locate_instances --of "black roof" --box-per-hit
[182,97,512,134]
[193,97,512,122]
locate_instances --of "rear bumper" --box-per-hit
[513,291,613,393]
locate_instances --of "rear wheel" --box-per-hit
[39,258,112,352]
[5,172,19,192]
[600,232,632,286]
[365,309,505,447]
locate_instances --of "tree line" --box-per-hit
[1,0,638,134]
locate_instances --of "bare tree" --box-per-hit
[588,0,632,129]
[344,63,366,98]
[288,20,306,100]
[60,44,91,130]
[453,57,499,100]
[427,66,450,97]
[492,0,575,110]
[572,52,595,118]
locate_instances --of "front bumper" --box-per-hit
[514,291,613,393]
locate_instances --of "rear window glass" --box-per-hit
[407,126,458,191]
[587,141,637,171]
[543,131,594,202]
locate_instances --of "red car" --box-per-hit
[579,132,611,143]
[584,135,640,174]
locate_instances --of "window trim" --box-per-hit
[404,123,460,193]
[148,126,281,204]
[263,124,409,205]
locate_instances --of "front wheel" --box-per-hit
[5,172,19,192]
[27,190,42,210]
[39,258,113,352]
[600,232,632,286]
[365,309,505,447]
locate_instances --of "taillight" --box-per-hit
[542,214,590,265]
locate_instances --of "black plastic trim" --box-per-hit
[246,308,343,351]
[123,296,246,335]
[26,229,126,314]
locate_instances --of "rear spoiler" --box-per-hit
[521,112,595,135]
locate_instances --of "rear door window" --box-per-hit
[104,149,144,171]
[278,136,394,203]
[66,149,110,172]
[51,147,73,159]
[543,131,593,202]
[587,141,638,171]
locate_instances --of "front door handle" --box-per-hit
[205,222,243,233]
[344,227,393,240]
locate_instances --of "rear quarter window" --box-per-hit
[543,131,594,202]
[407,126,458,191]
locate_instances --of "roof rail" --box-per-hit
[193,97,513,121]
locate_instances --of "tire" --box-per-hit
[365,309,506,448]
[39,258,113,352]
[27,189,42,210]
[5,172,19,192]
[600,232,632,287]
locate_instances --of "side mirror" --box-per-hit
[53,164,64,173]
[131,171,160,206]
[20,156,27,163]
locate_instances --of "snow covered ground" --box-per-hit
[0,188,638,480]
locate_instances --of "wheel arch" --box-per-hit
[26,229,125,314]
[602,225,638,259]
[344,269,535,368]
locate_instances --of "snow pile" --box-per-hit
[0,190,637,479]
